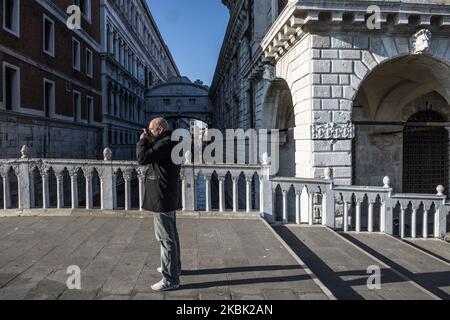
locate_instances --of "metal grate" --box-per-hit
[403,110,448,194]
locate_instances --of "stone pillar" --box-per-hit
[295,191,301,224]
[70,169,78,209]
[343,201,349,232]
[123,170,131,211]
[355,200,362,232]
[423,209,428,238]
[84,168,93,210]
[282,189,288,224]
[56,171,64,209]
[17,162,32,209]
[219,176,225,213]
[232,176,238,213]
[309,192,314,226]
[1,170,11,209]
[205,175,211,212]
[246,176,252,213]
[100,163,115,211]
[41,169,50,209]
[400,207,406,239]
[368,201,374,233]
[411,207,417,238]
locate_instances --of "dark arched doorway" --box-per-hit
[403,110,448,194]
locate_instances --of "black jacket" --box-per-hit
[136,131,182,213]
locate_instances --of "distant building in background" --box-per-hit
[0,0,179,161]
[0,0,103,159]
[101,0,179,160]
[147,76,212,131]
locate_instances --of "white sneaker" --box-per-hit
[151,279,179,292]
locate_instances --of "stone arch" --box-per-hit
[261,78,295,177]
[352,53,450,192]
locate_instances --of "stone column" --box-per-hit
[205,176,211,212]
[219,176,225,213]
[69,169,78,209]
[295,191,301,224]
[400,206,406,239]
[343,201,349,232]
[41,168,50,209]
[309,192,314,226]
[423,209,428,238]
[123,169,131,211]
[246,177,252,213]
[355,200,362,232]
[1,169,11,209]
[411,207,417,238]
[56,171,64,209]
[282,189,288,224]
[232,176,238,213]
[368,201,374,233]
[84,168,93,210]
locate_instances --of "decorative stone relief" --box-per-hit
[262,63,276,81]
[311,122,355,140]
[412,29,432,55]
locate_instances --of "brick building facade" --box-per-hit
[0,0,103,159]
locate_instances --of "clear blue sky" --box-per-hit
[147,0,230,86]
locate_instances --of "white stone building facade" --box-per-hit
[211,0,450,194]
[101,0,179,160]
[147,76,212,130]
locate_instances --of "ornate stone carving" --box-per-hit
[383,176,391,188]
[412,29,432,55]
[21,145,30,159]
[311,122,355,140]
[103,148,112,161]
[436,185,445,196]
[262,63,276,81]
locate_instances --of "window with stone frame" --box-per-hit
[278,0,288,15]
[3,0,20,37]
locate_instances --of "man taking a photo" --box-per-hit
[137,117,182,292]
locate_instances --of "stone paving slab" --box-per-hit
[0,217,327,300]
[345,233,450,300]
[273,225,436,300]
[403,239,450,263]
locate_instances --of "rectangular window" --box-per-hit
[43,15,55,56]
[43,79,55,118]
[3,0,20,37]
[73,91,81,122]
[73,0,91,22]
[86,48,93,78]
[86,96,93,123]
[72,38,81,70]
[2,62,20,112]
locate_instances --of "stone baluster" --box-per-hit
[123,169,132,211]
[218,176,225,213]
[70,169,78,209]
[309,192,314,226]
[355,199,362,232]
[205,175,211,212]
[137,168,146,211]
[282,189,288,224]
[411,206,417,238]
[246,176,252,213]
[400,205,406,239]
[56,171,64,209]
[1,169,11,209]
[259,176,264,214]
[343,201,349,232]
[84,168,94,210]
[232,176,238,213]
[368,201,374,233]
[295,191,301,225]
[41,168,50,209]
[423,208,428,238]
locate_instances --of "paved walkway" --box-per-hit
[0,217,328,300]
[273,225,436,300]
[344,233,450,300]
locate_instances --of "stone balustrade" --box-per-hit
[0,147,448,240]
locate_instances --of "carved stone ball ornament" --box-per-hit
[412,29,432,55]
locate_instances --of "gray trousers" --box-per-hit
[153,211,181,284]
